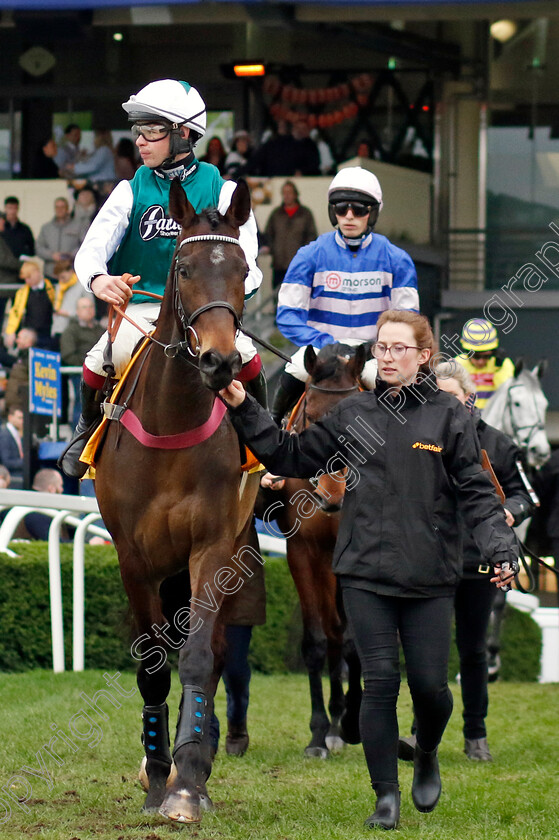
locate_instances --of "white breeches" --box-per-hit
[85,302,257,379]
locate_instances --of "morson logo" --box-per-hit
[412,441,443,453]
[139,205,181,241]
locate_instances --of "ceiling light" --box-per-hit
[490,20,518,43]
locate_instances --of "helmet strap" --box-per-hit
[340,229,371,251]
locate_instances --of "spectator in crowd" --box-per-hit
[72,185,100,240]
[114,137,139,181]
[223,130,253,180]
[292,118,320,176]
[200,135,227,173]
[0,212,21,325]
[263,181,317,290]
[60,297,105,426]
[35,197,83,280]
[0,406,24,485]
[4,328,38,414]
[65,129,116,191]
[0,464,11,488]
[23,468,66,541]
[310,128,336,175]
[24,467,106,543]
[31,137,61,179]
[5,258,54,350]
[51,259,90,346]
[2,197,35,259]
[249,120,297,177]
[55,124,82,171]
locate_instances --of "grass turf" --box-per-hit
[0,670,557,839]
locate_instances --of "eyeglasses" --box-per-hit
[131,123,170,142]
[372,342,421,360]
[331,202,371,218]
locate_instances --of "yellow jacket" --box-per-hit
[455,354,515,409]
[6,279,56,337]
[54,271,78,311]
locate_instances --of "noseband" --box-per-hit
[172,233,244,357]
[504,382,546,450]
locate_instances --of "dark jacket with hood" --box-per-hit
[229,374,518,598]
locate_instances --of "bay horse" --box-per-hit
[260,343,367,758]
[94,178,262,823]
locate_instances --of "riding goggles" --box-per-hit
[372,342,421,360]
[131,122,172,142]
[471,351,494,360]
[331,201,371,218]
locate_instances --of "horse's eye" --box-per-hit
[178,265,189,279]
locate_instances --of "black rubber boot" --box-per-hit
[270,371,306,426]
[411,744,441,813]
[225,719,249,756]
[244,369,268,410]
[59,381,104,479]
[364,783,400,830]
[397,733,416,761]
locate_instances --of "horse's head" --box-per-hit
[302,342,368,426]
[482,363,550,468]
[168,178,251,391]
[289,343,367,514]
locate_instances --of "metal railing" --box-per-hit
[446,228,559,291]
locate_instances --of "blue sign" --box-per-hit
[29,348,62,417]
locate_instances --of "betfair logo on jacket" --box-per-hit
[412,441,443,453]
[140,205,181,241]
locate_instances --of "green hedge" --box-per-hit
[0,544,542,681]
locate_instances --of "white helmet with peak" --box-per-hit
[328,166,383,228]
[122,79,207,146]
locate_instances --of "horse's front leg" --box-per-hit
[160,552,228,824]
[120,574,174,812]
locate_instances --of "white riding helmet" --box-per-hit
[122,79,207,143]
[328,166,383,228]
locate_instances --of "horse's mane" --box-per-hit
[201,207,221,229]
[313,343,357,384]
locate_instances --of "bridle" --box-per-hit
[503,381,547,452]
[171,233,244,358]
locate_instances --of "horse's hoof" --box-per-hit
[159,789,201,823]
[325,733,345,754]
[304,746,329,759]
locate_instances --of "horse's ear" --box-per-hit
[168,177,196,228]
[224,179,251,229]
[304,345,317,376]
[514,357,524,377]
[348,342,369,380]
[533,359,548,380]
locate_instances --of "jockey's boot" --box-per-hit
[59,381,104,478]
[270,371,306,426]
[244,369,268,410]
[364,783,400,830]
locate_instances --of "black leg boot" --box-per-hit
[364,783,400,830]
[412,744,441,813]
[244,369,268,410]
[270,371,306,426]
[59,381,104,479]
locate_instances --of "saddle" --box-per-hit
[80,336,262,477]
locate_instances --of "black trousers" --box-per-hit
[342,586,454,785]
[454,576,497,739]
